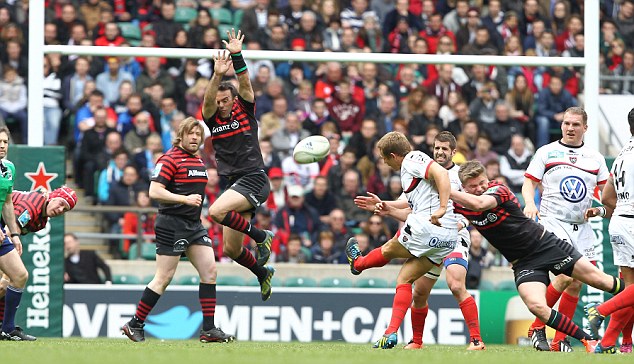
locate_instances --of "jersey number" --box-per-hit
[614,161,626,190]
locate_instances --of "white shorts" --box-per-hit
[540,217,595,261]
[397,214,458,265]
[609,216,634,268]
[424,229,470,280]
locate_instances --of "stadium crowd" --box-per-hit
[0,0,632,271]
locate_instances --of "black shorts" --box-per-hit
[511,231,583,287]
[154,214,212,256]
[225,169,270,214]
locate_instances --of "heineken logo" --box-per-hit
[24,162,58,192]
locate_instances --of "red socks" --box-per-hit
[385,283,412,334]
[531,283,562,328]
[354,247,390,273]
[553,292,578,343]
[410,306,429,345]
[598,284,634,316]
[459,296,482,341]
[622,317,634,345]
[601,307,634,347]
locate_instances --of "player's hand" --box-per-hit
[430,207,447,226]
[212,51,232,75]
[11,236,22,256]
[354,192,382,212]
[374,201,392,216]
[182,194,203,207]
[523,204,540,221]
[223,28,244,54]
[584,207,605,220]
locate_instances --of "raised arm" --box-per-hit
[223,28,254,102]
[202,51,232,120]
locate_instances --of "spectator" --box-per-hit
[442,0,470,34]
[265,167,286,212]
[79,0,112,32]
[117,42,142,79]
[96,147,128,205]
[270,112,310,159]
[255,77,287,120]
[157,96,179,140]
[263,23,289,51]
[347,119,379,161]
[54,3,86,44]
[357,62,382,116]
[385,15,414,54]
[277,233,309,263]
[555,14,583,54]
[522,18,545,51]
[280,153,320,190]
[465,229,493,289]
[302,98,331,136]
[243,206,287,260]
[336,169,372,226]
[132,133,163,183]
[165,29,190,77]
[535,31,558,58]
[260,138,282,172]
[469,81,503,125]
[535,76,577,147]
[152,1,183,47]
[499,134,532,194]
[303,175,337,225]
[438,90,462,128]
[184,78,208,118]
[481,0,504,35]
[445,99,471,137]
[94,21,125,47]
[322,17,343,51]
[78,120,119,201]
[455,119,479,160]
[321,208,354,252]
[391,66,419,109]
[364,215,390,249]
[400,86,425,124]
[44,22,59,45]
[483,102,523,155]
[124,111,156,155]
[89,8,114,40]
[64,233,112,284]
[366,157,393,196]
[615,0,634,47]
[241,0,271,37]
[260,97,288,139]
[75,90,117,142]
[460,25,501,56]
[518,0,548,41]
[383,0,423,35]
[426,64,461,105]
[610,48,634,94]
[325,79,365,137]
[409,95,442,148]
[419,13,456,54]
[291,79,314,119]
[96,57,134,105]
[1,40,27,81]
[505,74,534,126]
[121,190,156,256]
[43,55,63,145]
[327,147,358,193]
[315,62,363,105]
[137,57,175,99]
[357,13,383,53]
[473,134,499,167]
[187,9,214,48]
[0,66,27,143]
[311,230,341,264]
[273,184,321,240]
[417,124,441,158]
[340,0,376,31]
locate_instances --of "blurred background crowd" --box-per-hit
[0,0,632,284]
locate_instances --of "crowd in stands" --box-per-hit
[0,1,633,272]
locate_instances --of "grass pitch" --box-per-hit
[7,339,631,364]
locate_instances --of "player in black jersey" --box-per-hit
[121,118,235,344]
[202,28,275,301]
[451,160,634,352]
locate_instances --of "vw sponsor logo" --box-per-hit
[559,176,587,203]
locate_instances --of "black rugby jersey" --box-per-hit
[204,95,264,177]
[151,147,207,221]
[454,182,545,262]
[12,191,48,234]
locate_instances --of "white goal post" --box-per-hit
[30,2,599,150]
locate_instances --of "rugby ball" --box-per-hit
[293,135,330,164]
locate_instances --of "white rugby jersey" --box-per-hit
[611,137,634,216]
[448,163,470,242]
[525,141,609,224]
[400,151,456,227]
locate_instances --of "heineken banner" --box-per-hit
[12,146,66,337]
[64,286,476,343]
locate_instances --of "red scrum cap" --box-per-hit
[49,186,78,210]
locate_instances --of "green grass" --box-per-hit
[5,339,631,364]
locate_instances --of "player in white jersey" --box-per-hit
[584,107,634,354]
[522,107,610,352]
[345,131,458,349]
[352,132,484,350]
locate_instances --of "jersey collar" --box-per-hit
[558,140,584,149]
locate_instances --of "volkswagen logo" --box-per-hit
[559,176,587,203]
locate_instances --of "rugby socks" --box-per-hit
[1,286,22,333]
[598,284,634,316]
[546,309,591,341]
[410,305,428,345]
[221,211,267,243]
[459,296,482,341]
[385,283,412,334]
[235,247,268,281]
[0,295,5,322]
[609,277,626,295]
[552,292,579,344]
[601,307,634,347]
[354,247,390,273]
[199,283,217,331]
[132,287,161,325]
[531,283,562,328]
[622,318,634,345]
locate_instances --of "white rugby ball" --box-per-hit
[293,135,330,164]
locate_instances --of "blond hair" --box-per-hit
[563,106,588,125]
[458,160,486,184]
[173,117,204,148]
[376,132,412,158]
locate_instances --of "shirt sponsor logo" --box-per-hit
[428,237,456,249]
[213,121,240,134]
[152,163,163,178]
[187,170,208,177]
[487,213,498,222]
[559,176,587,203]
[569,156,577,164]
[548,150,564,159]
[553,256,573,271]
